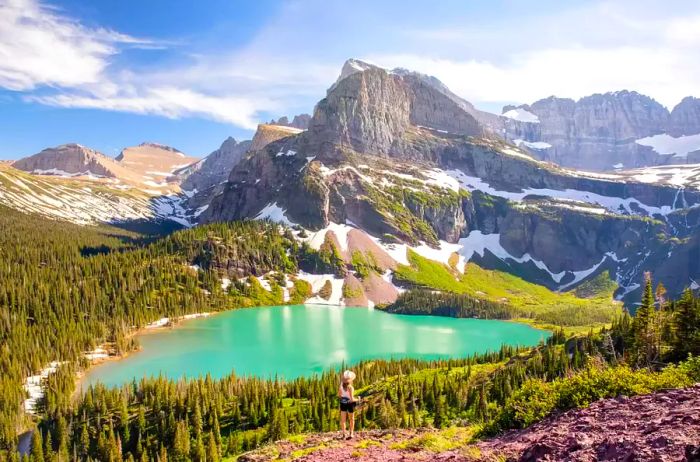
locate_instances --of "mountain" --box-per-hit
[181,137,252,193]
[6,142,198,227]
[501,92,700,170]
[12,143,139,181]
[115,142,199,192]
[202,58,700,305]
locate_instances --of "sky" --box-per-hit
[1,0,699,160]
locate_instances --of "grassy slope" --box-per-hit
[394,250,621,332]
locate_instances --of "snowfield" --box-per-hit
[502,108,540,123]
[636,133,700,159]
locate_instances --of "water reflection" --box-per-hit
[82,305,549,388]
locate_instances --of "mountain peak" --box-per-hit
[328,58,383,92]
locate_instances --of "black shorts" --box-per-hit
[339,400,357,413]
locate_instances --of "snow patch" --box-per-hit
[636,133,700,158]
[296,272,345,305]
[255,203,297,227]
[443,168,682,217]
[412,241,465,273]
[23,361,65,413]
[457,231,566,283]
[305,222,355,252]
[502,108,540,123]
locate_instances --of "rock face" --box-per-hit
[181,137,252,193]
[309,61,481,158]
[203,59,700,305]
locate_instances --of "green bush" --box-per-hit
[489,358,698,434]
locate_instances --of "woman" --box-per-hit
[338,370,359,440]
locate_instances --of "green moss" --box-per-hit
[355,439,381,449]
[389,427,477,452]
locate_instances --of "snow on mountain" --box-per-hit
[502,108,540,123]
[635,133,700,159]
[0,164,191,226]
[614,164,700,190]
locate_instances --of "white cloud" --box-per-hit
[4,0,700,127]
[0,0,150,91]
[369,45,700,109]
[29,87,268,129]
[372,3,700,109]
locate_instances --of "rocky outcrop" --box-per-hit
[309,60,480,159]
[477,384,700,462]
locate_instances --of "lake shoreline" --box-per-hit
[78,304,550,391]
[73,311,216,394]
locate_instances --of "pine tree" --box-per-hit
[29,429,44,462]
[632,273,658,365]
[672,288,700,359]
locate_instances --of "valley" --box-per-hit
[1,56,699,462]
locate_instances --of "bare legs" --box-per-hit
[340,411,355,439]
[340,410,347,438]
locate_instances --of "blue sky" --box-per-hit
[1,0,699,159]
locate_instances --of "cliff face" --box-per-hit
[502,92,671,170]
[249,124,304,152]
[309,62,480,159]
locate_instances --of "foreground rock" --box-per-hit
[239,385,700,461]
[476,383,700,462]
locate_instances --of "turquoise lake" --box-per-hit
[82,305,549,388]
